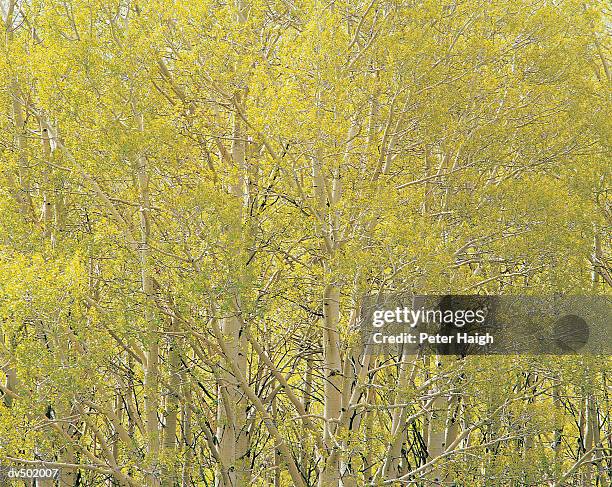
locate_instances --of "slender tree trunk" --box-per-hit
[215,314,250,487]
[427,356,447,485]
[319,284,342,487]
[133,111,161,487]
[180,376,193,487]
[40,123,54,244]
[552,379,563,474]
[162,316,180,486]
[215,77,252,485]
[272,396,281,487]
[381,347,417,480]
[9,78,34,218]
[300,356,313,477]
[583,393,595,486]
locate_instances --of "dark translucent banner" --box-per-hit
[360,295,611,355]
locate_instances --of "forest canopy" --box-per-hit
[0,0,610,485]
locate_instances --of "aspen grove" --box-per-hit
[0,0,611,485]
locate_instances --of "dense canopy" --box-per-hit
[0,0,610,485]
